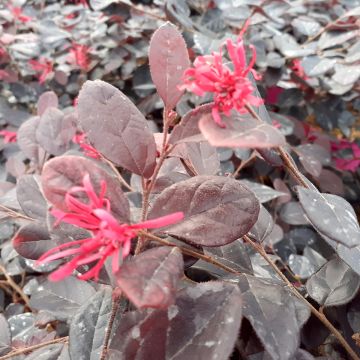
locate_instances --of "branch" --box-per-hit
[0,337,69,360]
[243,235,359,360]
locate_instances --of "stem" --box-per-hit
[0,337,69,360]
[245,103,309,188]
[138,230,239,275]
[100,293,121,360]
[135,109,175,255]
[243,235,359,360]
[0,265,31,309]
[0,204,34,221]
[101,156,134,192]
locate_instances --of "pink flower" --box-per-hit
[291,59,308,80]
[331,139,360,173]
[69,43,90,71]
[29,58,53,84]
[37,174,184,281]
[8,5,32,23]
[180,20,263,127]
[0,130,17,143]
[73,132,101,159]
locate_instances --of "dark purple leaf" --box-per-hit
[199,112,286,148]
[297,188,360,248]
[149,175,260,247]
[16,175,47,220]
[239,179,287,203]
[149,22,190,110]
[171,141,220,175]
[69,288,112,360]
[41,155,130,223]
[248,205,274,243]
[204,240,253,275]
[36,108,76,156]
[116,247,183,309]
[30,277,96,321]
[317,169,344,196]
[17,116,45,163]
[306,258,360,306]
[109,282,242,360]
[37,91,58,116]
[234,275,310,360]
[169,103,213,145]
[78,80,156,178]
[0,314,11,356]
[13,223,53,260]
[280,201,309,225]
[294,144,330,178]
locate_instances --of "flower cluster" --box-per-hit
[37,174,183,281]
[331,140,360,173]
[180,21,263,127]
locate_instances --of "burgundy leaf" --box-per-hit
[169,103,213,145]
[297,187,360,248]
[78,80,156,178]
[13,223,54,260]
[116,247,183,309]
[16,175,47,220]
[149,176,260,246]
[294,144,330,177]
[149,22,190,110]
[170,141,220,175]
[199,112,286,148]
[41,155,130,223]
[17,116,45,163]
[36,108,76,156]
[37,91,58,116]
[317,169,344,196]
[109,282,242,360]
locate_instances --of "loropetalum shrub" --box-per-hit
[1,21,360,360]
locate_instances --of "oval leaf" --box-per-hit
[41,155,130,223]
[116,247,183,309]
[69,288,112,359]
[306,258,360,306]
[297,187,360,248]
[16,174,47,220]
[149,175,260,246]
[13,223,53,260]
[109,282,242,360]
[37,91,58,116]
[78,80,156,178]
[199,112,286,148]
[17,116,45,163]
[149,22,190,110]
[36,108,76,156]
[169,103,213,145]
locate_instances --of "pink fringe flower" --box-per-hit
[8,5,32,23]
[331,140,360,173]
[69,43,91,71]
[180,20,263,127]
[0,130,17,143]
[37,174,184,281]
[72,132,101,159]
[29,58,53,84]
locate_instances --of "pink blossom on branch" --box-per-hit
[179,20,263,127]
[37,174,184,281]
